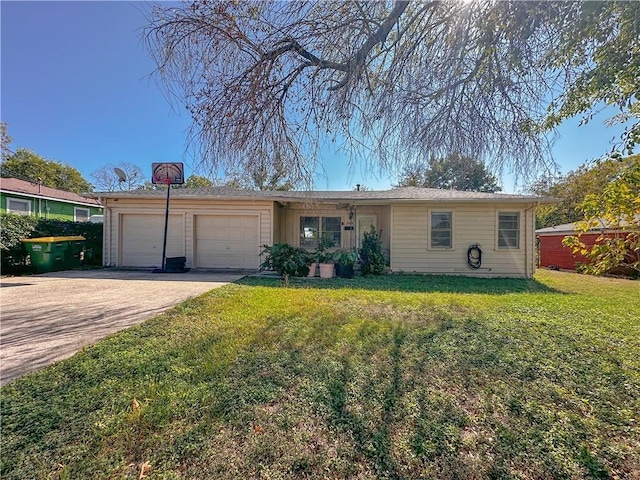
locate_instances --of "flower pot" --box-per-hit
[318,262,335,278]
[336,263,354,279]
[307,263,317,277]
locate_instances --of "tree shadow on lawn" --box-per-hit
[2,308,633,479]
[239,273,561,295]
[305,318,630,479]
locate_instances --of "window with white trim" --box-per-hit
[498,212,520,248]
[6,197,31,215]
[74,207,91,222]
[300,216,341,247]
[430,211,453,248]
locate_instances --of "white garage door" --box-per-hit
[195,215,260,269]
[121,214,185,267]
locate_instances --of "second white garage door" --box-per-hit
[195,215,260,269]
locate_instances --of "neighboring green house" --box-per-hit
[0,177,102,221]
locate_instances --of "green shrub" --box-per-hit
[359,226,386,275]
[1,213,38,273]
[260,243,311,282]
[0,215,103,274]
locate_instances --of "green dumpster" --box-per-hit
[22,236,86,273]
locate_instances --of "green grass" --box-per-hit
[1,271,639,479]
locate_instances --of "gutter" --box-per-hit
[525,201,540,277]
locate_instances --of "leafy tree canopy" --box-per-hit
[145,1,639,186]
[529,154,638,229]
[542,1,640,155]
[395,153,501,192]
[182,174,214,189]
[1,148,92,193]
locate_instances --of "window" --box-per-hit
[300,216,342,247]
[322,217,342,245]
[430,211,452,248]
[498,212,520,248]
[74,207,91,222]
[7,197,31,215]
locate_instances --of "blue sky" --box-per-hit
[1,1,633,193]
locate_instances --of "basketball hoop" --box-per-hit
[151,162,185,185]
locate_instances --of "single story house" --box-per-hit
[0,177,102,221]
[89,186,553,278]
[536,219,638,271]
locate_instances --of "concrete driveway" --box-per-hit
[0,269,246,385]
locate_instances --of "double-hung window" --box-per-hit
[7,197,31,215]
[498,212,520,248]
[74,207,91,222]
[430,211,452,248]
[300,216,341,247]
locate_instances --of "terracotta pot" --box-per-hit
[318,262,335,278]
[307,263,317,277]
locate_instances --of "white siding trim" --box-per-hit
[103,204,111,266]
[0,190,100,208]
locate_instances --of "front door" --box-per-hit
[356,215,377,250]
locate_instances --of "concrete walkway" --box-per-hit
[0,269,245,385]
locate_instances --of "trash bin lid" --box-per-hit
[22,236,86,243]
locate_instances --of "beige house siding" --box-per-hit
[391,202,537,277]
[101,193,538,277]
[273,203,284,244]
[103,197,272,268]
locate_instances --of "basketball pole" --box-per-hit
[160,177,171,272]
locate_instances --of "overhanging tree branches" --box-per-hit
[144,0,638,186]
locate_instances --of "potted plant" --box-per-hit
[335,250,357,278]
[315,235,336,278]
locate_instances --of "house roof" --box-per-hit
[536,216,639,235]
[535,222,586,235]
[0,177,102,207]
[89,186,554,205]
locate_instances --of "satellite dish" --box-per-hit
[114,167,127,183]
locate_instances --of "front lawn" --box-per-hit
[1,271,639,479]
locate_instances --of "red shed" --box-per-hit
[536,221,634,271]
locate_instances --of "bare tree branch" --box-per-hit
[144,0,630,187]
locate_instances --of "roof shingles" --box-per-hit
[0,178,101,206]
[89,186,549,203]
